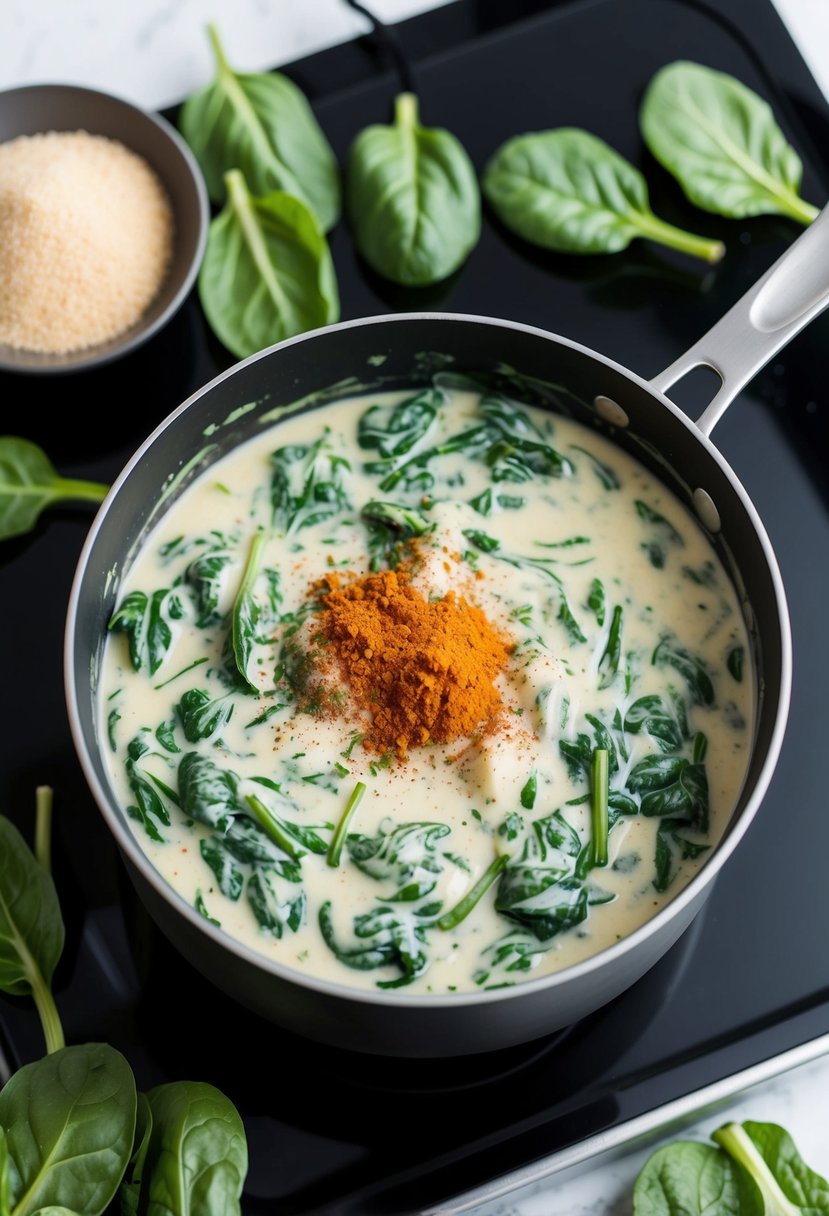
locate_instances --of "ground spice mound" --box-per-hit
[314,568,511,756]
[0,130,173,354]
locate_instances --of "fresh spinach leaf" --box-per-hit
[199,170,339,360]
[633,1139,746,1216]
[0,437,107,541]
[180,23,340,229]
[346,92,480,285]
[483,128,724,262]
[0,814,65,1054]
[713,1121,829,1214]
[140,1080,248,1216]
[640,61,819,225]
[0,1043,136,1216]
[119,1092,152,1216]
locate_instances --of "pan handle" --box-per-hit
[649,206,829,437]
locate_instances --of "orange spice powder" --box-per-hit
[311,567,511,756]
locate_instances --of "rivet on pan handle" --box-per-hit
[650,206,829,437]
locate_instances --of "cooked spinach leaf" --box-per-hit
[346,92,480,285]
[319,902,430,988]
[348,821,451,902]
[230,531,267,693]
[624,694,687,752]
[637,499,684,569]
[178,752,242,832]
[0,437,108,541]
[496,872,588,941]
[177,688,234,743]
[271,432,351,535]
[358,389,441,457]
[186,551,233,628]
[180,23,340,229]
[109,588,184,676]
[199,170,339,360]
[640,61,819,225]
[628,754,709,830]
[483,128,724,262]
[654,821,709,893]
[0,1043,136,1216]
[247,868,306,937]
[728,646,745,682]
[125,736,172,843]
[653,635,715,706]
[597,604,624,689]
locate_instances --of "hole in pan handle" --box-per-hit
[650,205,829,438]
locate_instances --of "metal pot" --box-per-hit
[65,210,829,1058]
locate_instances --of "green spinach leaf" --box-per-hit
[271,434,351,535]
[319,902,430,988]
[0,1043,136,1216]
[180,23,340,229]
[199,170,339,360]
[633,1139,747,1216]
[653,635,714,706]
[177,688,235,743]
[346,92,480,285]
[186,551,233,629]
[140,1081,248,1216]
[0,814,65,1054]
[482,128,724,262]
[108,588,185,676]
[119,1092,152,1216]
[347,821,451,902]
[640,61,819,225]
[0,438,107,541]
[178,752,242,832]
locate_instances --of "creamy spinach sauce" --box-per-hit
[100,380,753,993]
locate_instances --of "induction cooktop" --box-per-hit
[2,0,829,1212]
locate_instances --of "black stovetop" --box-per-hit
[2,1,829,1212]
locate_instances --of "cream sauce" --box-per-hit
[100,383,754,993]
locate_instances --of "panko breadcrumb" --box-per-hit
[0,129,173,354]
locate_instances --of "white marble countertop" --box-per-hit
[2,1,828,1211]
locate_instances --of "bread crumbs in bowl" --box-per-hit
[0,83,208,374]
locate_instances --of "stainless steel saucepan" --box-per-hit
[65,210,829,1057]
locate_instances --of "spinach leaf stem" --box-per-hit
[591,748,609,868]
[437,855,507,931]
[29,965,65,1055]
[35,785,53,875]
[327,782,367,868]
[245,793,305,860]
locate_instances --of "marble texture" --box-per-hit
[1,0,828,1210]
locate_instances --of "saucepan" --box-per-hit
[65,209,829,1057]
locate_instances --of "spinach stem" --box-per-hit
[326,781,367,868]
[245,793,304,860]
[712,1124,802,1216]
[35,785,53,875]
[628,210,725,263]
[153,655,208,690]
[437,854,507,931]
[51,477,109,504]
[591,748,609,868]
[395,92,419,130]
[30,966,65,1055]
